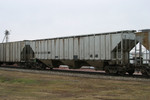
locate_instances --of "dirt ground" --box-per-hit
[0,70,150,100]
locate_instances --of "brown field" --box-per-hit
[0,70,150,100]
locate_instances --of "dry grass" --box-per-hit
[0,70,150,100]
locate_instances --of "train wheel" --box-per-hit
[104,66,110,74]
[69,66,73,69]
[41,65,46,70]
[18,63,25,68]
[37,63,44,69]
[118,71,126,76]
[141,66,150,77]
[105,69,110,74]
[50,67,53,70]
[128,72,134,75]
[128,70,135,75]
[141,70,148,76]
[24,63,31,69]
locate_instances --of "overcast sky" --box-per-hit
[0,0,150,42]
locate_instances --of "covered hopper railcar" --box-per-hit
[0,30,150,76]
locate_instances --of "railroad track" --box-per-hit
[0,66,150,82]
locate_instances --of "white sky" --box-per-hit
[0,0,150,42]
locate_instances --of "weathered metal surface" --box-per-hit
[27,32,135,62]
[0,41,24,62]
[136,32,150,50]
[0,30,136,67]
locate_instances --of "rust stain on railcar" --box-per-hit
[136,32,150,50]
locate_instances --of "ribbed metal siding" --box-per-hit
[0,32,136,62]
[48,40,52,59]
[100,35,106,59]
[6,43,9,62]
[35,41,39,59]
[69,38,73,60]
[74,38,79,59]
[55,39,60,59]
[79,37,84,59]
[89,36,94,60]
[60,39,64,59]
[0,42,23,62]
[9,42,13,62]
[64,38,69,59]
[95,35,100,60]
[31,34,122,60]
[0,44,4,61]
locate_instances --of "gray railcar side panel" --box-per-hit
[0,44,1,61]
[74,38,79,59]
[64,39,69,59]
[39,41,42,59]
[60,39,64,59]
[34,41,37,58]
[112,34,121,50]
[0,44,2,62]
[35,41,39,59]
[106,34,111,59]
[43,40,47,59]
[40,41,42,59]
[43,40,46,59]
[69,38,73,60]
[1,44,3,61]
[55,39,60,59]
[45,40,48,59]
[41,41,44,59]
[0,44,3,61]
[47,40,52,59]
[15,42,17,62]
[6,43,9,62]
[36,41,39,59]
[100,35,106,59]
[38,41,41,59]
[14,42,17,62]
[3,44,5,62]
[10,43,13,62]
[37,41,40,59]
[89,36,95,60]
[0,44,2,61]
[20,41,25,61]
[79,37,84,60]
[95,35,100,60]
[52,40,55,59]
[84,36,89,60]
[15,42,18,62]
[42,40,45,59]
[32,41,36,58]
[12,42,15,62]
[18,42,21,61]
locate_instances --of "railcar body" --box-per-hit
[0,30,150,76]
[0,41,25,63]
[134,30,150,76]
